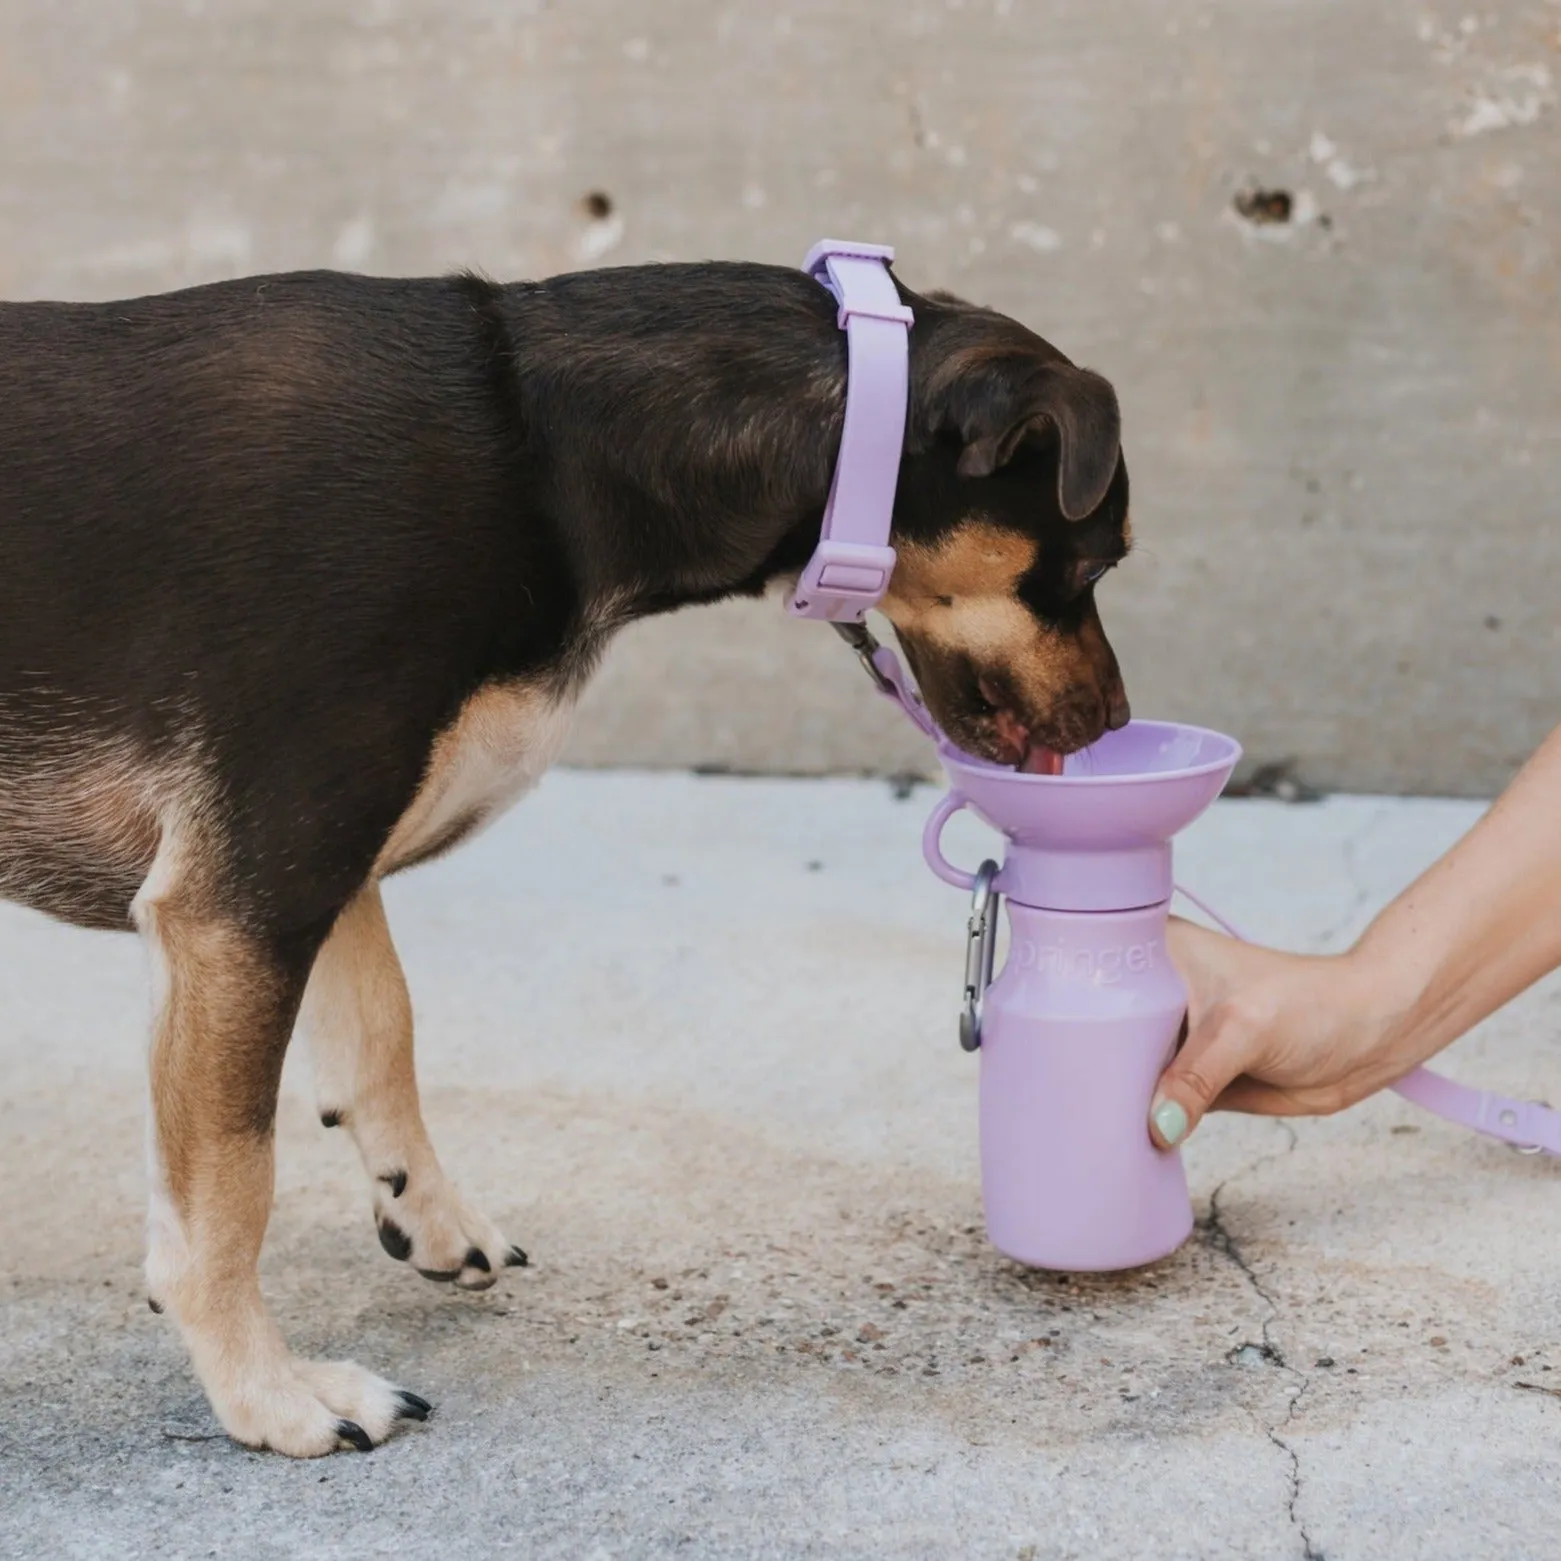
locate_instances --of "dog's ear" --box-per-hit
[941,356,1122,520]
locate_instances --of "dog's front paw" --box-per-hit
[372,1167,526,1291]
[205,1354,430,1458]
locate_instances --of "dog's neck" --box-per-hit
[497,264,879,624]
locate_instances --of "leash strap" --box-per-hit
[832,622,937,737]
[788,241,912,624]
[1172,882,1561,1157]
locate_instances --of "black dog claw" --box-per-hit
[337,1419,374,1453]
[377,1218,413,1262]
[505,1244,529,1268]
[464,1247,491,1273]
[394,1390,433,1422]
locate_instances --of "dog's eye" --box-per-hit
[1079,561,1115,590]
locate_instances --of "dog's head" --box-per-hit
[882,295,1132,764]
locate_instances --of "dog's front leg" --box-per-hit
[137,866,429,1456]
[299,883,526,1289]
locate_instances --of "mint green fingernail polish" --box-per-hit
[1152,1098,1189,1147]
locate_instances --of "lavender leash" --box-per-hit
[860,629,1561,1159]
[1170,883,1561,1157]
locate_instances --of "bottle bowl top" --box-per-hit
[938,720,1242,850]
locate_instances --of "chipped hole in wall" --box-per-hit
[575,192,625,263]
[1233,188,1293,225]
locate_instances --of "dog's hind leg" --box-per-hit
[299,882,526,1290]
[137,842,429,1457]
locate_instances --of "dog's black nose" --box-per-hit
[1106,689,1131,730]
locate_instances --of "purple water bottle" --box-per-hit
[922,721,1242,1271]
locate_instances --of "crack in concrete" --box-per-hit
[1200,799,1399,1556]
[1201,1125,1324,1560]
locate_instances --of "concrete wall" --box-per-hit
[3,1,1558,795]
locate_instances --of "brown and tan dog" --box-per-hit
[0,259,1130,1455]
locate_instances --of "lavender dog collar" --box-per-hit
[786,240,912,623]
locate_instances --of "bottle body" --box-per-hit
[979,899,1192,1271]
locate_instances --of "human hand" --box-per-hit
[1146,918,1424,1148]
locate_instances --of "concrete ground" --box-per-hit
[3,771,1560,1560]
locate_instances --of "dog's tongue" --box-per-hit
[1019,743,1064,776]
[991,699,1061,774]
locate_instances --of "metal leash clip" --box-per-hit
[832,620,896,695]
[959,859,1001,1052]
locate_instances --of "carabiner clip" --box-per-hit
[832,620,896,695]
[959,859,1000,1052]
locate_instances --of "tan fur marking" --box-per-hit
[134,810,289,1305]
[136,823,411,1455]
[877,518,1116,759]
[301,886,417,1148]
[882,520,1039,617]
[881,521,1053,663]
[300,885,513,1285]
[0,732,200,927]
[376,681,573,876]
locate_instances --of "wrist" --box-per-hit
[1336,940,1438,1075]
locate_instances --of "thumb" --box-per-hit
[1149,1026,1253,1148]
[1147,919,1253,1148]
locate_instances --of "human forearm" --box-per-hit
[1149,719,1561,1146]
[1352,719,1561,1064]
